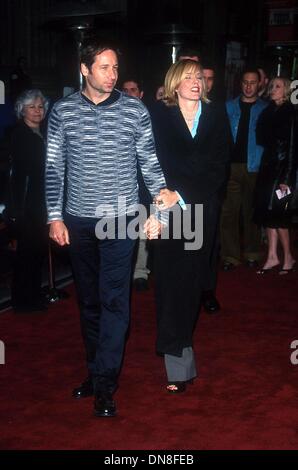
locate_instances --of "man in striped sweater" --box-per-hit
[45,38,174,417]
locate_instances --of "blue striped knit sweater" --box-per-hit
[46,90,167,221]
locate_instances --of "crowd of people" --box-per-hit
[0,39,297,418]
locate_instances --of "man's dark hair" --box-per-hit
[121,77,144,91]
[201,61,216,73]
[79,37,118,71]
[241,67,261,81]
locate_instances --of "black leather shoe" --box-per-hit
[133,278,149,291]
[94,392,116,417]
[202,291,220,313]
[72,377,94,399]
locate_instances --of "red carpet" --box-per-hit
[0,262,298,450]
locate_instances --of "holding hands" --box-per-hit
[49,189,179,244]
[144,188,179,239]
[154,188,179,210]
[143,215,163,240]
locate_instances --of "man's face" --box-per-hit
[203,68,215,93]
[122,81,143,99]
[241,72,260,100]
[258,68,269,91]
[155,86,165,101]
[81,49,118,95]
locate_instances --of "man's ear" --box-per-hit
[140,91,144,100]
[81,63,89,77]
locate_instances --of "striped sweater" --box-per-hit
[46,90,167,221]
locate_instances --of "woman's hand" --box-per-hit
[49,220,70,246]
[154,188,179,210]
[279,184,290,193]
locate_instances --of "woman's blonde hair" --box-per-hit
[267,76,292,102]
[163,59,209,106]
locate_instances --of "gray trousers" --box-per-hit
[164,347,197,382]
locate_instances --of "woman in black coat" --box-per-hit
[148,59,230,393]
[254,77,297,275]
[9,89,49,312]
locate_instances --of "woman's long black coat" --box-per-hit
[149,100,230,356]
[8,120,47,308]
[253,101,297,228]
[9,120,46,223]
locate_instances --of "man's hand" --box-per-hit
[154,188,179,210]
[49,220,70,246]
[143,215,164,240]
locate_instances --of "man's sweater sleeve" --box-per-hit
[45,105,66,222]
[135,106,168,224]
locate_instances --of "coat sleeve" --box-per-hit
[279,116,297,187]
[135,105,168,225]
[135,105,167,197]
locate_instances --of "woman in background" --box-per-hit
[254,77,297,275]
[9,89,49,312]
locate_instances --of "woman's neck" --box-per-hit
[273,98,285,107]
[178,100,200,131]
[178,99,199,114]
[23,119,40,130]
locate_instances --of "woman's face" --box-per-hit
[175,67,203,104]
[23,97,45,128]
[270,79,285,105]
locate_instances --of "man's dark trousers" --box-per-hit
[65,213,136,395]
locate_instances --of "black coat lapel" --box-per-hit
[169,101,213,146]
[194,101,211,143]
[169,105,195,146]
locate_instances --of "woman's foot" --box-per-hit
[256,260,280,274]
[166,379,194,394]
[279,260,296,275]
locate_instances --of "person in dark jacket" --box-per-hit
[254,77,297,274]
[9,89,49,311]
[150,59,230,393]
